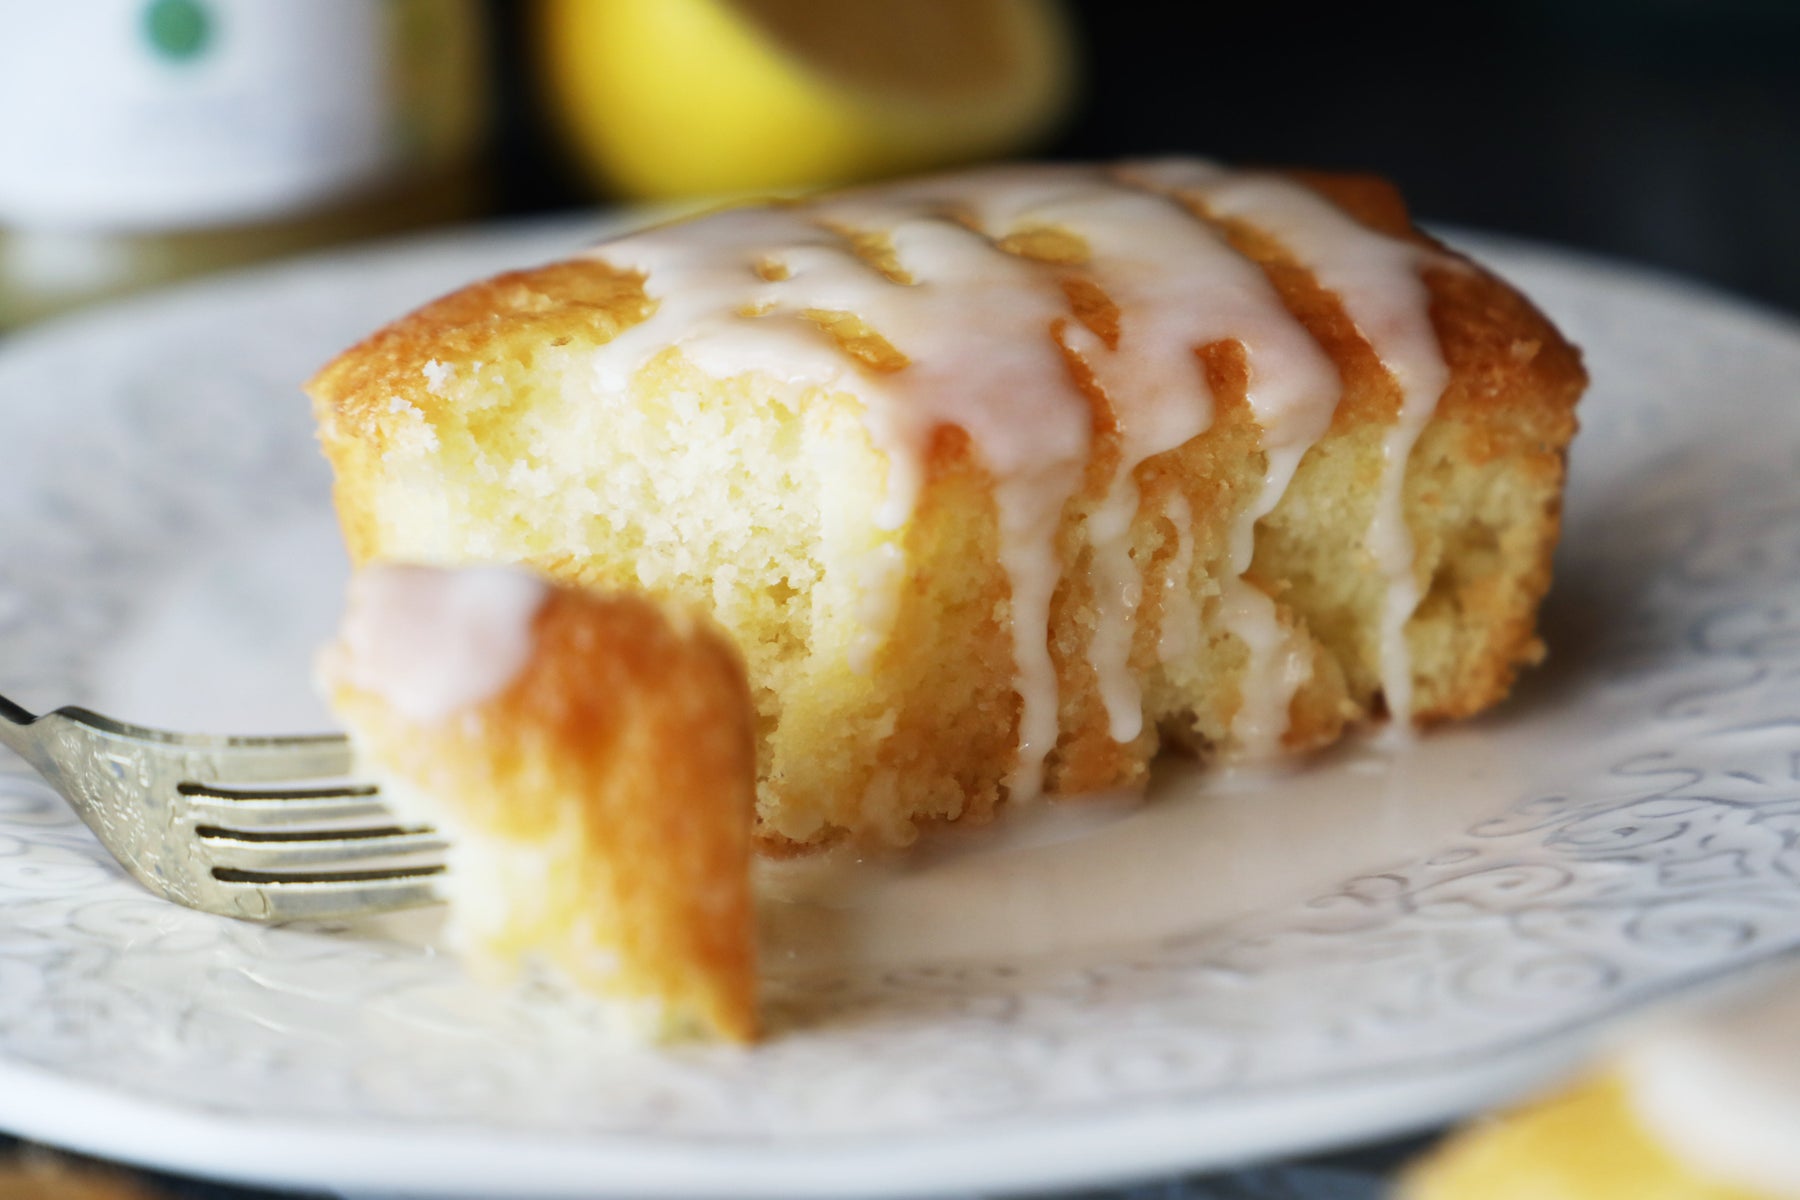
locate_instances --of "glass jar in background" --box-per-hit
[0,0,487,329]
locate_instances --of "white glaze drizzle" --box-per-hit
[1123,159,1453,731]
[577,161,1446,792]
[937,170,1340,750]
[329,563,549,722]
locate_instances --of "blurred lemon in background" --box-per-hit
[537,0,1077,200]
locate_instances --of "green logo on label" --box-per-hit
[144,0,211,62]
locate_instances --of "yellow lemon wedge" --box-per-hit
[537,0,1077,200]
[1402,1074,1769,1200]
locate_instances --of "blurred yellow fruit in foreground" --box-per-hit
[537,0,1076,200]
[1402,1074,1767,1200]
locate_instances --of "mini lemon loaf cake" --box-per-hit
[319,563,759,1042]
[1405,981,1800,1199]
[308,158,1586,850]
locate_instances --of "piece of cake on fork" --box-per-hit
[319,563,760,1042]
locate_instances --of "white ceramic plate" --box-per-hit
[2,220,1799,1200]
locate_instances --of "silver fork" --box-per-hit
[0,692,446,921]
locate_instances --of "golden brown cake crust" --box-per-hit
[309,164,1586,849]
[308,173,1582,461]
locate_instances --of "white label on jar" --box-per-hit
[0,0,420,230]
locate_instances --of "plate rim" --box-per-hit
[0,1016,1582,1197]
[1,949,1792,1197]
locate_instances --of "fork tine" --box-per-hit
[185,738,356,784]
[200,828,448,872]
[212,868,448,922]
[184,799,397,829]
[180,786,394,829]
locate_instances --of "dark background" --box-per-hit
[490,0,1800,316]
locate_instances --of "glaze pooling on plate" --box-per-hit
[2,224,1800,1199]
[581,161,1450,790]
